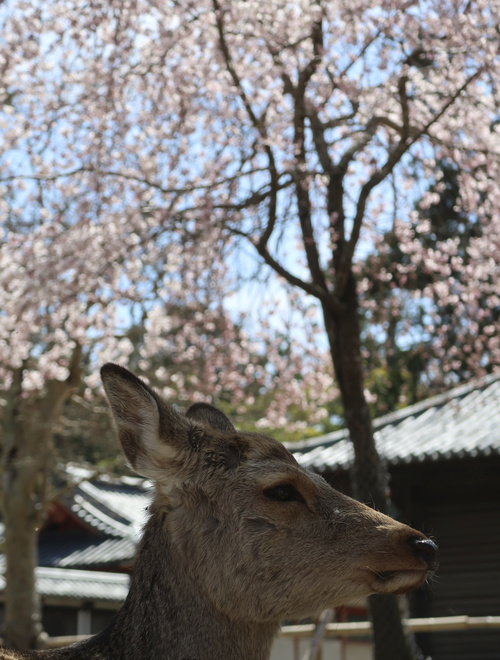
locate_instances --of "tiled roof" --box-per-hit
[0,565,129,603]
[38,532,136,569]
[65,470,152,540]
[33,469,154,569]
[55,537,136,569]
[289,374,500,472]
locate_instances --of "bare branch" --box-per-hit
[0,165,270,198]
[235,229,343,314]
[307,109,336,176]
[283,17,335,299]
[212,0,280,255]
[334,66,485,300]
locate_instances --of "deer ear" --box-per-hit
[100,363,189,481]
[186,403,236,433]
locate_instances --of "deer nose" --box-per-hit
[409,537,439,571]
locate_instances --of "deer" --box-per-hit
[0,363,438,660]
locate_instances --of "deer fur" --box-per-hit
[0,363,437,659]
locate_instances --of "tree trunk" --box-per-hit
[0,347,82,649]
[2,442,44,649]
[322,272,419,660]
[1,370,44,649]
[370,595,422,660]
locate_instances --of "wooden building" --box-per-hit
[289,374,500,660]
[0,469,151,636]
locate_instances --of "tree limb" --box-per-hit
[334,66,484,300]
[212,0,280,256]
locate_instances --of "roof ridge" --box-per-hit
[373,372,500,430]
[287,372,500,452]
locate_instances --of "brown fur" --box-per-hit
[0,363,437,660]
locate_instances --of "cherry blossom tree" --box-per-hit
[1,0,500,656]
[359,160,500,415]
[1,202,332,646]
[0,210,218,647]
[0,5,331,647]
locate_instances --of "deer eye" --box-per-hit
[264,483,303,503]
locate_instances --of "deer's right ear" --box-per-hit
[100,363,190,481]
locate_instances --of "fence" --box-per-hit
[279,615,500,638]
[42,615,500,650]
[276,616,500,660]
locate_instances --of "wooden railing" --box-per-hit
[279,615,500,639]
[42,615,500,649]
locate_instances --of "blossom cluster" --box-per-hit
[1,0,499,424]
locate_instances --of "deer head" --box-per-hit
[101,363,437,624]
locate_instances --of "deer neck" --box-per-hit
[105,507,278,660]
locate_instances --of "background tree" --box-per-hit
[1,347,82,649]
[0,212,328,646]
[0,214,222,647]
[1,1,500,657]
[359,160,498,416]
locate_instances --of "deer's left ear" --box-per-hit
[101,363,194,483]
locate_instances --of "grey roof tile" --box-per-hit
[37,471,154,568]
[63,471,153,540]
[289,374,500,471]
[55,537,137,569]
[0,565,129,603]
